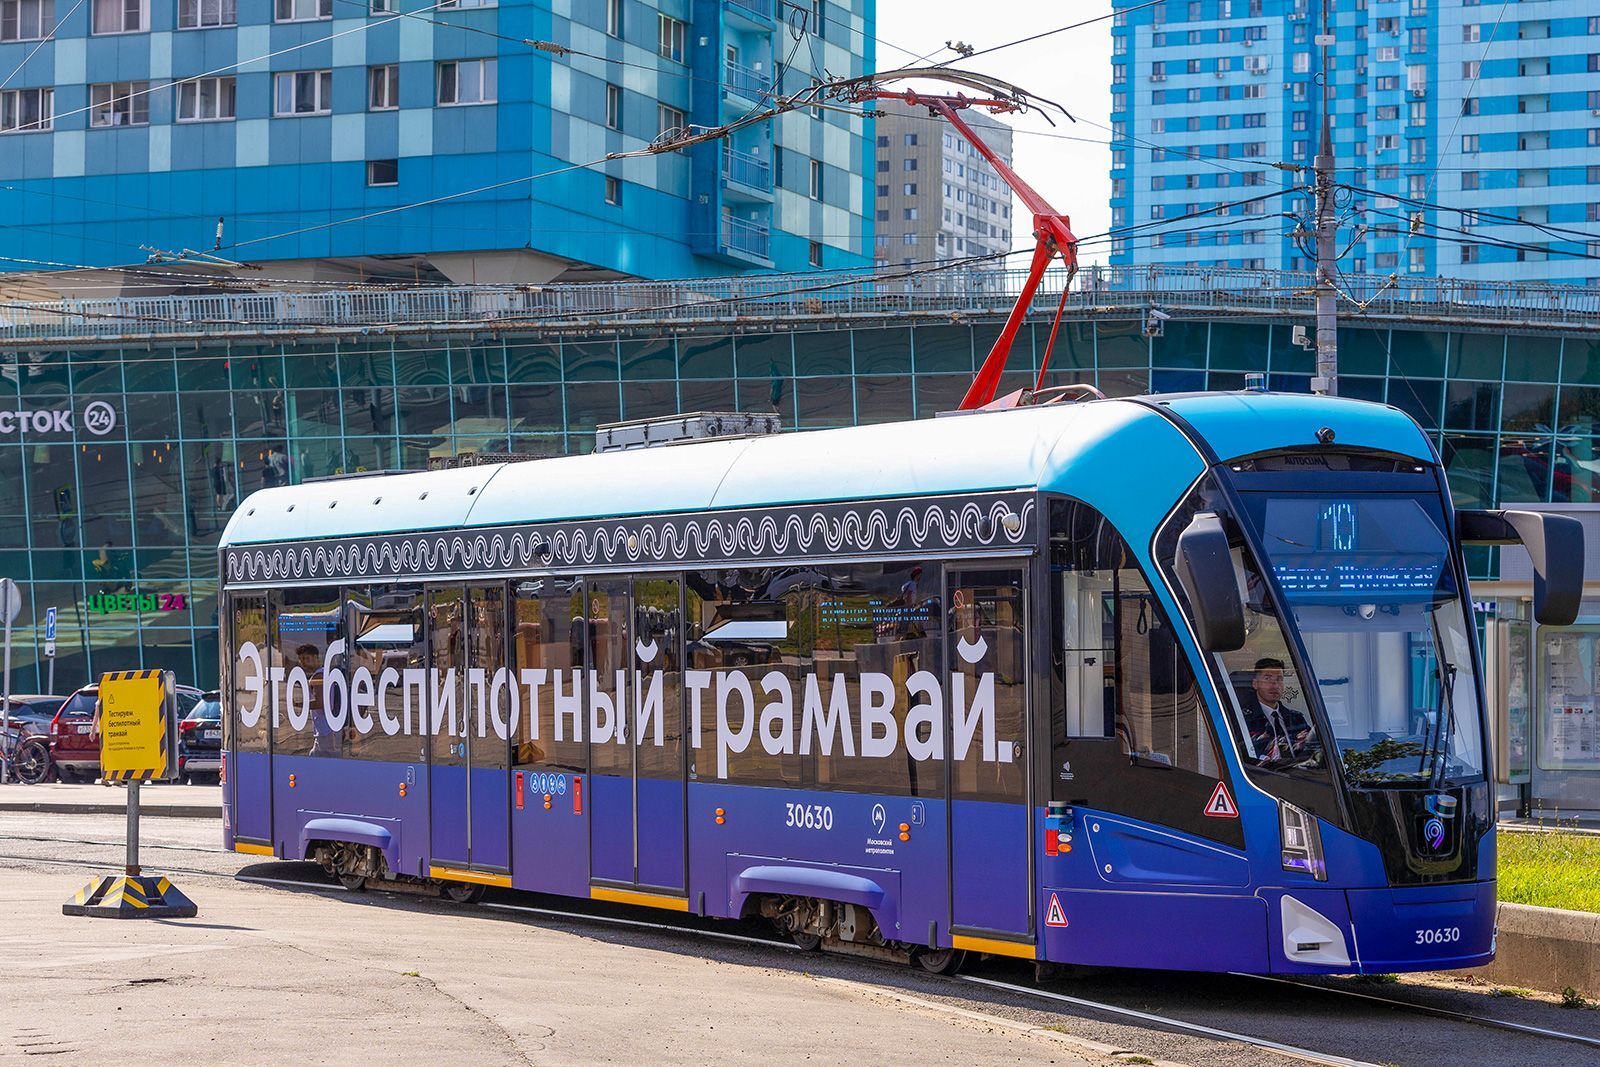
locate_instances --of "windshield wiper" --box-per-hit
[1421,622,1460,789]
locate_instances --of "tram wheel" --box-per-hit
[914,948,966,975]
[443,882,485,905]
[790,930,822,951]
[337,871,368,892]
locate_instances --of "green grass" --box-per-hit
[1498,831,1600,914]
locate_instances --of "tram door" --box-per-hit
[588,577,688,893]
[465,584,511,871]
[428,585,513,873]
[427,587,470,868]
[946,565,1034,940]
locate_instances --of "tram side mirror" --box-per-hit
[1175,512,1246,653]
[1458,509,1585,626]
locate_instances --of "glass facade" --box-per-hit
[3,315,1599,693]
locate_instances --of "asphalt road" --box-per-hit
[3,811,1599,1066]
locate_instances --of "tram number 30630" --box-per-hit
[785,803,834,831]
[1414,927,1461,945]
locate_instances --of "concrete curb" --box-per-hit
[1453,902,1600,998]
[0,801,221,819]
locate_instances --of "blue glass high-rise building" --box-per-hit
[1109,0,1600,284]
[0,0,875,286]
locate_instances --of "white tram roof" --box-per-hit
[219,404,1135,546]
[219,393,1433,547]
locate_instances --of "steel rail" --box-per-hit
[4,843,1596,1060]
[1233,971,1600,1052]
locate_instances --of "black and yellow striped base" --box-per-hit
[62,874,198,919]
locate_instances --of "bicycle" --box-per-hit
[0,727,53,785]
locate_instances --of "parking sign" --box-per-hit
[43,606,55,657]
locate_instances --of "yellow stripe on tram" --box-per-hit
[589,886,691,913]
[234,842,275,856]
[951,933,1037,961]
[429,866,513,888]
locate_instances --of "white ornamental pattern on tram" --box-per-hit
[226,496,1035,583]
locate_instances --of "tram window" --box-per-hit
[345,586,424,762]
[587,579,632,777]
[633,578,685,781]
[686,563,943,796]
[511,578,587,774]
[804,562,943,797]
[231,595,268,756]
[269,586,342,758]
[1049,499,1222,779]
[948,570,1026,804]
[426,587,466,766]
[686,568,803,787]
[467,584,511,771]
[1214,548,1328,776]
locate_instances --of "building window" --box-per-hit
[604,175,621,205]
[808,159,822,200]
[370,0,392,11]
[0,0,51,39]
[606,0,621,37]
[89,81,149,127]
[603,83,621,129]
[657,103,683,139]
[366,65,399,111]
[0,86,50,131]
[808,241,822,268]
[275,70,333,115]
[902,183,915,196]
[175,76,235,121]
[1461,134,1478,153]
[1461,97,1478,117]
[91,0,145,33]
[658,13,684,62]
[438,59,496,106]
[273,0,328,21]
[902,157,916,171]
[177,0,232,27]
[904,133,917,147]
[366,159,398,186]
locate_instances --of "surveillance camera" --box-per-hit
[1359,603,1377,621]
[1147,308,1171,323]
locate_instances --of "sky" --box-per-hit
[873,2,1115,264]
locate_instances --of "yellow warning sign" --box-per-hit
[96,670,170,781]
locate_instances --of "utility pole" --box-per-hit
[1311,0,1338,395]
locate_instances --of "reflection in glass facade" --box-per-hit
[3,315,1599,692]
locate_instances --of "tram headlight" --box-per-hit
[1279,799,1327,881]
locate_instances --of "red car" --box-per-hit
[48,687,100,782]
[50,683,205,783]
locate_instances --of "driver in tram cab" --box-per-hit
[1239,658,1319,767]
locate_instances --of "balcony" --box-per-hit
[724,59,772,102]
[720,212,771,262]
[722,146,772,197]
[725,0,775,29]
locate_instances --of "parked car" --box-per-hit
[48,687,101,782]
[178,692,223,782]
[0,695,66,739]
[50,682,214,783]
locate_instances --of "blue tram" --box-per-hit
[217,391,1581,975]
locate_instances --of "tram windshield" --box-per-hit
[1230,491,1485,787]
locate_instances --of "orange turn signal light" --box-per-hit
[288,773,296,788]
[543,795,552,810]
[398,782,407,797]
[715,807,726,825]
